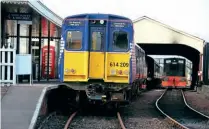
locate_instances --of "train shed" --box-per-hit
[133,16,205,89]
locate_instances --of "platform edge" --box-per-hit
[28,85,59,129]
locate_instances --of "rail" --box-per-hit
[155,89,189,129]
[64,111,126,129]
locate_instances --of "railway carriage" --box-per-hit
[161,58,187,88]
[146,56,163,89]
[58,13,147,106]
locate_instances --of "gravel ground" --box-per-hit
[158,89,209,129]
[184,90,209,116]
[68,105,120,129]
[37,89,178,129]
[36,112,68,129]
[36,109,119,129]
[120,89,176,129]
[69,116,119,129]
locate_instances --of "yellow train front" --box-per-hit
[58,14,146,106]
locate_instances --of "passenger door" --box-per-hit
[88,27,106,79]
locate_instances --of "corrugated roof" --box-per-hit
[1,0,63,27]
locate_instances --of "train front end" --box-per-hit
[161,58,187,89]
[58,14,134,105]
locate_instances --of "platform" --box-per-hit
[1,86,47,129]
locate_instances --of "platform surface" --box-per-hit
[1,86,46,129]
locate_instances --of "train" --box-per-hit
[58,13,148,107]
[161,58,188,88]
[146,56,163,89]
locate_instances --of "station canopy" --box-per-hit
[1,0,63,27]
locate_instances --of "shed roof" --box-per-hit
[133,16,204,42]
[1,0,63,27]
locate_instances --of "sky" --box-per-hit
[42,0,209,42]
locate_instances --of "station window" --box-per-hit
[91,32,104,51]
[66,31,82,50]
[113,31,128,51]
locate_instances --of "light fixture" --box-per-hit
[91,20,96,24]
[100,20,104,24]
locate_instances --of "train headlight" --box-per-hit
[100,20,104,24]
[111,69,116,75]
[163,77,168,81]
[65,68,70,73]
[118,70,123,75]
[124,70,129,75]
[71,69,76,74]
[180,78,186,82]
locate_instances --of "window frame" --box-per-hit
[65,30,83,51]
[111,30,129,52]
[90,30,105,51]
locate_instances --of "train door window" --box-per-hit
[112,31,128,51]
[91,31,104,51]
[66,31,82,50]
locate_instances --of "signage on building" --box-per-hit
[6,13,32,21]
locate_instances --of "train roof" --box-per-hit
[63,13,132,22]
[164,57,186,60]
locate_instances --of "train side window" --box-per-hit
[91,32,103,51]
[66,31,82,50]
[113,31,128,51]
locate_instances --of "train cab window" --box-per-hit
[66,31,82,50]
[91,32,104,51]
[113,31,128,51]
[166,60,171,63]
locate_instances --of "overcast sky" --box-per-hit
[42,0,209,42]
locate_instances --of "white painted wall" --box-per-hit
[133,18,204,54]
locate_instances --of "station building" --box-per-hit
[1,0,63,83]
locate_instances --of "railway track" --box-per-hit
[156,89,209,129]
[36,89,175,129]
[64,110,126,129]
